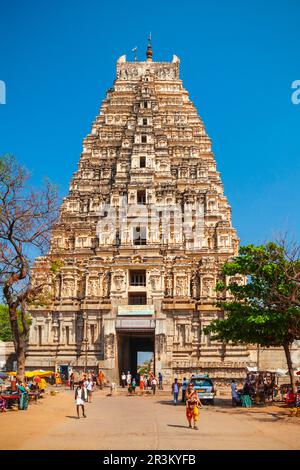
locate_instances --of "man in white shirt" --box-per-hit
[85,378,94,403]
[126,371,132,386]
[121,372,126,388]
[151,377,157,395]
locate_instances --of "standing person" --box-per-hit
[151,376,157,395]
[92,372,97,385]
[126,371,132,386]
[172,378,180,405]
[121,371,126,388]
[69,372,74,390]
[231,379,238,406]
[17,380,29,410]
[75,381,87,419]
[185,382,202,430]
[131,377,136,394]
[144,375,148,390]
[158,372,163,390]
[98,370,105,390]
[139,375,145,394]
[55,371,62,387]
[38,378,47,394]
[181,377,188,403]
[85,377,94,403]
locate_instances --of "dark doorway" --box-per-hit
[117,332,154,383]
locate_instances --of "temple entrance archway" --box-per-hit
[117,332,154,384]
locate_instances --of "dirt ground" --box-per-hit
[0,387,299,450]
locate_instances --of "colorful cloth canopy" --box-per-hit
[7,370,55,378]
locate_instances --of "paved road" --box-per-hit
[16,390,300,450]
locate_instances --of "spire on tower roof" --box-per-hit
[146,33,153,62]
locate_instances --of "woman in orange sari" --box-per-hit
[139,375,145,394]
[185,382,202,430]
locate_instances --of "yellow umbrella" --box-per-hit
[7,370,55,378]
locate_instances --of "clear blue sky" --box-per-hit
[0,0,299,245]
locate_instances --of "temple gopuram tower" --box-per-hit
[27,41,250,383]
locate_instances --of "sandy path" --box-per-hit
[1,390,300,450]
[0,387,75,450]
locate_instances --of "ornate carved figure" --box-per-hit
[104,333,115,358]
[113,271,125,291]
[165,271,173,297]
[150,274,160,292]
[88,277,100,296]
[62,279,76,298]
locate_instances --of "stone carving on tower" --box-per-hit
[27,39,251,382]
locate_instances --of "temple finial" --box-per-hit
[146,32,153,62]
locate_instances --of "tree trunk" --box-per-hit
[8,305,27,382]
[283,342,296,393]
[16,338,27,382]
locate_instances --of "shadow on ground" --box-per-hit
[167,424,190,429]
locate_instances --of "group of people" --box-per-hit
[171,377,190,405]
[171,377,202,429]
[230,376,300,407]
[69,370,105,391]
[0,375,47,412]
[120,371,163,394]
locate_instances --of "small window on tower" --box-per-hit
[143,118,148,126]
[38,325,42,346]
[128,292,147,305]
[90,325,95,344]
[130,270,146,286]
[141,135,147,143]
[66,326,70,345]
[133,226,147,245]
[143,101,148,108]
[140,156,146,168]
[137,190,146,204]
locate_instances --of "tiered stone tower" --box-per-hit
[27,42,250,383]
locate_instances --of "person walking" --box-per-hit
[98,370,105,390]
[75,381,87,419]
[132,377,136,394]
[185,382,202,430]
[158,372,163,390]
[69,372,75,391]
[172,378,180,405]
[231,379,238,406]
[121,371,126,388]
[151,376,157,395]
[181,377,188,403]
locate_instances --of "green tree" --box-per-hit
[204,242,300,392]
[0,304,32,343]
[0,304,13,341]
